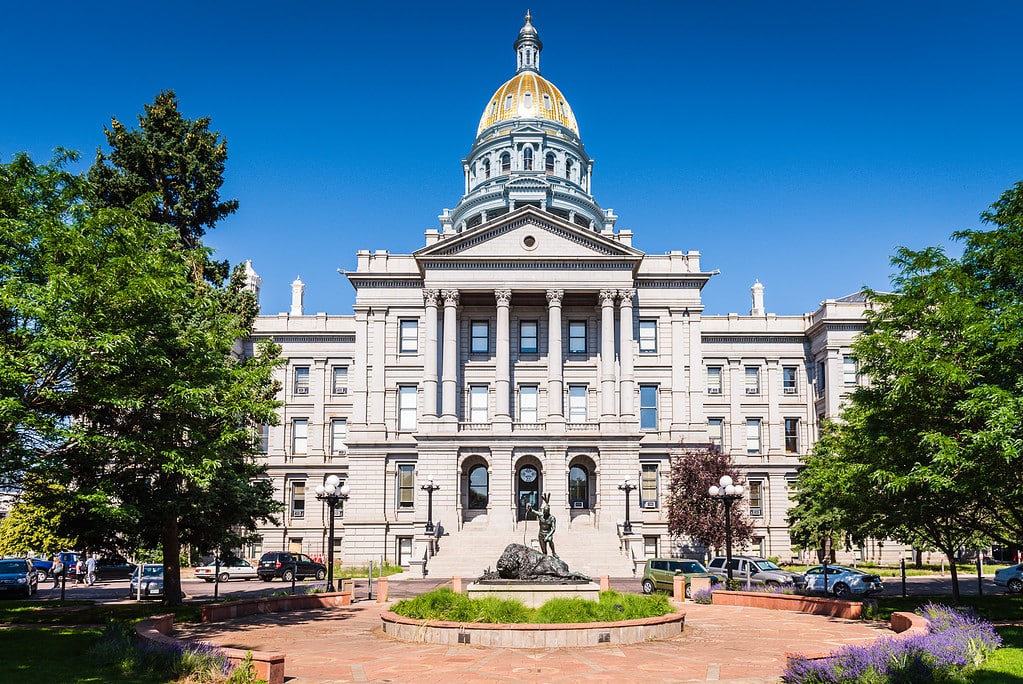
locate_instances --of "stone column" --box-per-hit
[441,289,459,419]
[423,290,439,418]
[370,309,386,424]
[618,288,636,418]
[599,289,617,417]
[495,289,511,419]
[546,289,564,418]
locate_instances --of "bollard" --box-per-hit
[452,576,463,594]
[673,575,685,602]
[376,576,389,603]
[599,575,610,592]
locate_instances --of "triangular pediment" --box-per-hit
[415,206,643,262]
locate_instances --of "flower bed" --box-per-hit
[782,603,1002,683]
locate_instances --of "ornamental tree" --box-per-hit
[666,445,753,553]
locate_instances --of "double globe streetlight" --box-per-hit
[708,475,745,583]
[314,475,351,592]
[420,474,440,534]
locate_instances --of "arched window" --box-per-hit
[569,465,589,508]
[545,153,556,173]
[565,159,573,180]
[482,158,491,179]
[468,465,488,510]
[522,147,533,170]
[500,152,511,173]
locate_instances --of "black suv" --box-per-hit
[257,552,327,582]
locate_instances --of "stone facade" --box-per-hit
[242,15,903,575]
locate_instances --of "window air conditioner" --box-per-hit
[643,501,657,509]
[572,501,584,509]
[783,387,797,394]
[335,386,348,395]
[745,388,759,395]
[707,388,721,394]
[295,387,309,395]
[749,506,762,517]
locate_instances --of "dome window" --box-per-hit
[490,102,497,117]
[566,158,573,180]
[543,93,552,110]
[524,92,532,109]
[483,158,491,179]
[504,94,514,111]
[501,153,511,173]
[545,153,556,174]
[522,147,533,170]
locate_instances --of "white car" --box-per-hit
[803,565,884,598]
[194,558,258,583]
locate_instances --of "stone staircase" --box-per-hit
[419,511,637,579]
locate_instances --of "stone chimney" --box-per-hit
[750,280,765,317]
[291,276,305,316]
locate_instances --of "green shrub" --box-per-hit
[391,588,673,624]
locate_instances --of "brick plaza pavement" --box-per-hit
[176,597,891,683]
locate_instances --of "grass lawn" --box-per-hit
[0,627,168,683]
[875,593,1023,622]
[971,626,1023,682]
[0,598,202,625]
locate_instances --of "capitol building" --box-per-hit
[240,14,879,577]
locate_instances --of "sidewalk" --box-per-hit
[176,599,891,683]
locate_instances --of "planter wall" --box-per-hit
[711,590,863,619]
[380,610,685,647]
[200,590,352,622]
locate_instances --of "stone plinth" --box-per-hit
[467,580,600,608]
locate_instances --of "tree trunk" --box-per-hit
[161,514,182,607]
[942,547,961,604]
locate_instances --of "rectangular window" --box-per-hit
[783,366,798,395]
[816,361,827,395]
[471,320,490,354]
[638,320,657,353]
[330,418,348,454]
[291,481,305,518]
[519,385,538,423]
[399,320,418,353]
[397,536,413,566]
[469,385,489,422]
[568,321,586,354]
[397,464,414,508]
[293,366,310,395]
[708,418,723,450]
[644,536,658,557]
[332,366,349,395]
[746,418,762,454]
[639,385,658,430]
[745,366,760,395]
[258,424,269,454]
[568,385,587,422]
[707,366,722,394]
[292,419,308,455]
[748,481,764,517]
[843,355,858,385]
[640,463,658,507]
[784,418,799,453]
[398,386,417,431]
[519,320,538,353]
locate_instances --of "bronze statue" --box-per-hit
[525,493,557,558]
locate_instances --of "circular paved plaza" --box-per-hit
[176,600,891,683]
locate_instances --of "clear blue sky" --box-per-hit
[4,1,1021,316]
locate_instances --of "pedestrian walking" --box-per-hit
[75,557,86,585]
[51,555,64,589]
[85,555,97,586]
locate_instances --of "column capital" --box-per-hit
[423,289,440,306]
[599,289,618,306]
[495,289,512,306]
[441,289,460,306]
[617,288,636,304]
[546,289,564,307]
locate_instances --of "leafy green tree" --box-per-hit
[666,445,753,554]
[794,182,1023,602]
[1,152,282,605]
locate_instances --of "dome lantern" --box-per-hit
[515,10,542,73]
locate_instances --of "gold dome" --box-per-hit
[476,71,579,137]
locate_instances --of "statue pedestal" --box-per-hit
[467,581,600,608]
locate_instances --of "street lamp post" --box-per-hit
[708,475,745,584]
[618,479,637,535]
[314,475,351,592]
[421,474,440,534]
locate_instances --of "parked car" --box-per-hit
[994,563,1023,593]
[0,558,39,598]
[803,565,884,598]
[257,552,326,582]
[128,563,165,599]
[94,557,135,581]
[195,558,258,583]
[641,558,722,597]
[707,556,806,589]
